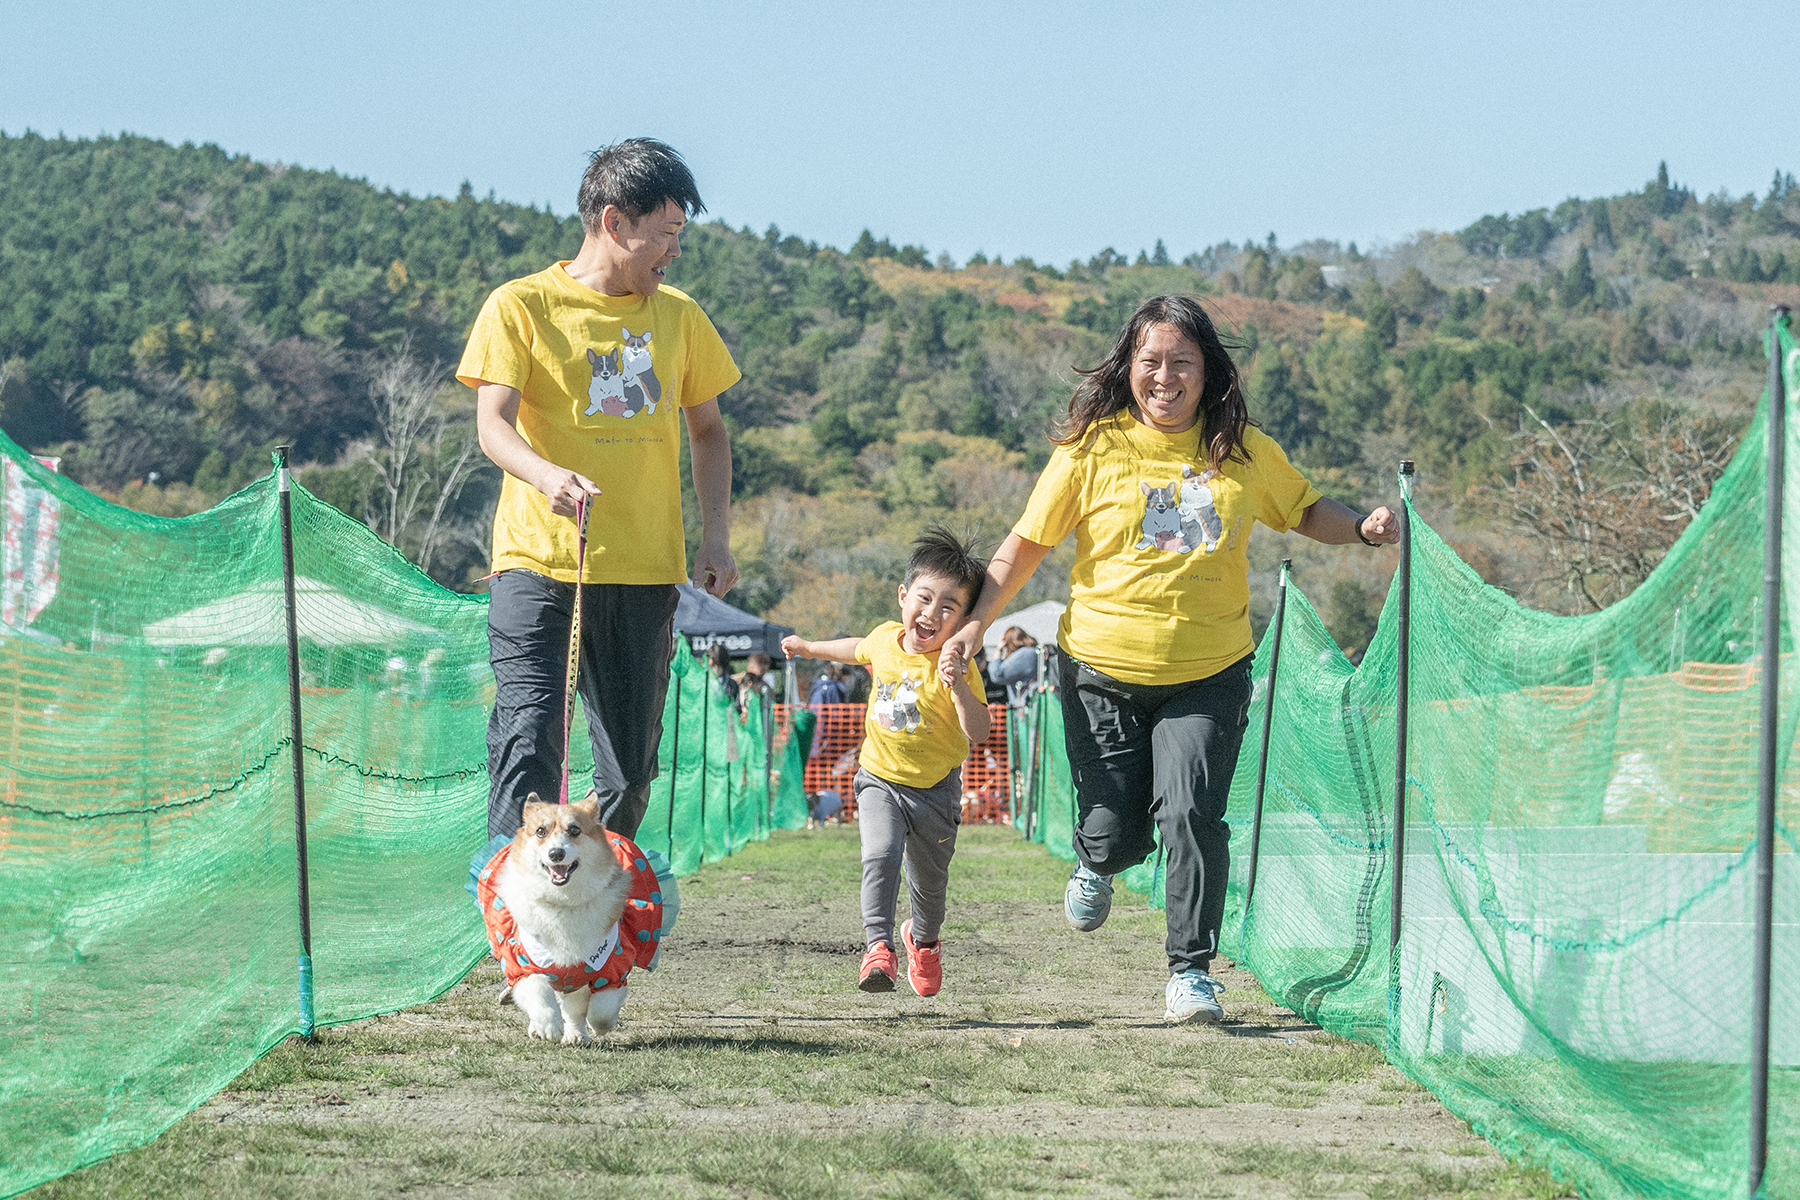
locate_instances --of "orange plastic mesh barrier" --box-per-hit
[771,702,1013,823]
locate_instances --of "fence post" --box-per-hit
[273,446,315,1041]
[1750,304,1787,1197]
[1244,558,1291,915]
[698,673,711,853]
[665,663,682,861]
[763,689,774,830]
[1388,460,1415,1047]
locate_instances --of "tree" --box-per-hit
[1354,280,1397,348]
[1473,405,1739,612]
[1590,198,1613,247]
[362,337,484,576]
[1560,246,1595,307]
[1151,239,1170,265]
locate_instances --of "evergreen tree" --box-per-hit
[1151,238,1170,265]
[1590,198,1613,247]
[1560,246,1595,307]
[849,229,878,260]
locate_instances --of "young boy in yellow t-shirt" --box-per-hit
[782,528,990,996]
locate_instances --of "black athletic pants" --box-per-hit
[1058,653,1253,975]
[485,569,679,841]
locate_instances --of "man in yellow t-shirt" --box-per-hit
[457,138,741,852]
[781,529,991,998]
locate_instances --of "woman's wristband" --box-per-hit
[1355,516,1380,548]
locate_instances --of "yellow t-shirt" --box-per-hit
[854,621,985,789]
[1014,412,1321,686]
[456,263,742,584]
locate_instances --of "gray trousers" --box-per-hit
[1058,653,1252,975]
[485,570,678,841]
[854,767,962,949]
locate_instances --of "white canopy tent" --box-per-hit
[981,600,1065,655]
[141,577,436,647]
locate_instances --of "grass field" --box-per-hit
[31,826,1573,1199]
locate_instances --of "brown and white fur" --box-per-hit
[496,794,635,1043]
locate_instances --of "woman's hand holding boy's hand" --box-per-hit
[937,643,967,688]
[940,625,981,684]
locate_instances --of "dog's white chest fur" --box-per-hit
[495,847,632,968]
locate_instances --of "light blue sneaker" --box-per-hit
[1063,864,1114,931]
[1164,969,1226,1024]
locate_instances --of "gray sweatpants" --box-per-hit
[854,767,961,949]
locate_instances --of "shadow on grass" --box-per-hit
[658,1013,1101,1032]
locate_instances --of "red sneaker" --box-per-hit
[901,919,942,997]
[858,942,897,992]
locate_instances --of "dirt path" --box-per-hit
[44,827,1559,1199]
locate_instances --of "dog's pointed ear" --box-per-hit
[520,791,545,822]
[570,793,602,829]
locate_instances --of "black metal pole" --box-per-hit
[274,446,315,1040]
[699,672,711,852]
[666,662,682,860]
[1244,558,1292,914]
[1390,460,1416,957]
[1750,305,1787,1197]
[770,683,777,834]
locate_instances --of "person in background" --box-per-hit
[843,660,872,705]
[808,662,848,707]
[734,651,775,714]
[987,627,1040,707]
[708,643,740,706]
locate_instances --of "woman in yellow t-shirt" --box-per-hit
[940,295,1399,1025]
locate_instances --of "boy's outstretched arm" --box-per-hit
[781,634,864,665]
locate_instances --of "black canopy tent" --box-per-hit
[674,584,794,663]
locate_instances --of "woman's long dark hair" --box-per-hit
[1054,295,1254,468]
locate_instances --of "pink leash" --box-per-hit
[559,496,589,805]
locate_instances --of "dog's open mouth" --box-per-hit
[545,861,577,886]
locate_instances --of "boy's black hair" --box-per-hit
[903,526,987,610]
[578,138,705,231]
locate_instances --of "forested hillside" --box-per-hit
[0,133,1788,650]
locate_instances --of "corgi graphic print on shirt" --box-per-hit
[1178,465,1223,553]
[872,671,925,733]
[584,348,628,417]
[1135,481,1185,552]
[1136,466,1222,555]
[619,327,661,417]
[582,328,661,420]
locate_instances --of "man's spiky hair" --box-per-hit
[577,138,705,231]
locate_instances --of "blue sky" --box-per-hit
[0,0,1782,264]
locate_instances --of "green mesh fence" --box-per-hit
[1017,326,1800,1198]
[8,329,1799,1200]
[0,456,797,1198]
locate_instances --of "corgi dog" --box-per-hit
[585,348,628,417]
[478,793,662,1044]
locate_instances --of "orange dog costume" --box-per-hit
[476,832,663,993]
